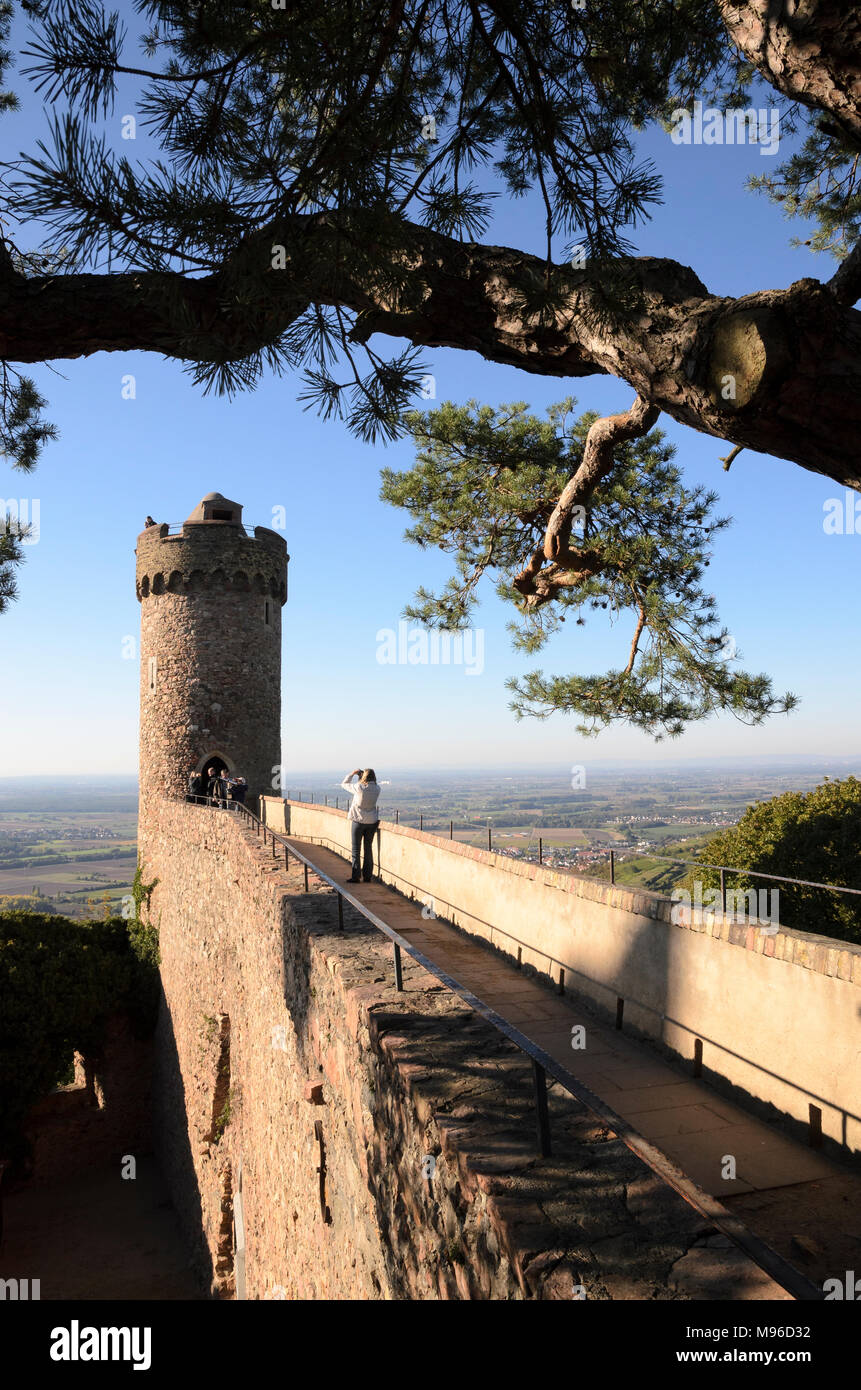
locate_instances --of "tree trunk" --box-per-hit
[718,1,861,147]
[1,216,859,488]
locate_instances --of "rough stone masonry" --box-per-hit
[144,798,786,1300]
[136,492,287,813]
[137,492,786,1299]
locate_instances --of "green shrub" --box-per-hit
[0,907,160,1157]
[686,777,861,944]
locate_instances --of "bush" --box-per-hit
[0,908,160,1157]
[687,777,861,944]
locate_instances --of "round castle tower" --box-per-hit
[136,493,288,810]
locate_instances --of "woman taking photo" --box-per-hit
[341,768,381,883]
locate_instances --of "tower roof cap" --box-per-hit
[185,493,243,524]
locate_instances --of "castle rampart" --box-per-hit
[264,798,861,1158]
[144,798,787,1299]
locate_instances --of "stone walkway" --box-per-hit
[290,835,860,1287]
[1,1157,202,1300]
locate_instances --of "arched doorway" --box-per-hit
[200,754,230,780]
[197,755,232,805]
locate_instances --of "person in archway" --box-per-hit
[187,767,204,803]
[341,768,380,883]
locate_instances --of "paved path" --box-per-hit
[2,1157,202,1300]
[291,835,860,1286]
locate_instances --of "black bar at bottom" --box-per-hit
[532,1059,551,1156]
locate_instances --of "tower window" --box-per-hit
[264,600,270,626]
[212,509,233,520]
[147,656,157,693]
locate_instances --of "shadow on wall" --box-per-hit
[152,978,214,1297]
[359,820,861,1161]
[281,899,314,1058]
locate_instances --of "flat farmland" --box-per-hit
[0,806,138,918]
[0,855,138,896]
[0,856,138,919]
[452,826,590,847]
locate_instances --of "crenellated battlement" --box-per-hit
[135,522,287,604]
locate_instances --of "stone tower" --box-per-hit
[136,493,288,812]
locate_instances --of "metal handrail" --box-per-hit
[618,851,861,897]
[279,793,860,912]
[159,522,283,536]
[182,792,822,1301]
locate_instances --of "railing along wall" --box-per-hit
[181,792,822,1301]
[262,795,861,1168]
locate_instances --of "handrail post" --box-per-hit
[539,836,543,865]
[337,894,344,930]
[450,820,453,839]
[393,941,403,991]
[395,809,399,825]
[610,849,615,883]
[303,862,309,892]
[532,1060,551,1156]
[720,866,727,914]
[487,825,492,851]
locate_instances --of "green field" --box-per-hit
[0,808,138,919]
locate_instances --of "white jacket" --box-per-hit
[341,776,381,824]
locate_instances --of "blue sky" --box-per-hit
[0,7,857,777]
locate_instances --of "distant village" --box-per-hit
[489,809,736,874]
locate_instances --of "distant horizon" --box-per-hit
[3,750,861,787]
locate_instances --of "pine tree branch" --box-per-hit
[542,394,660,562]
[625,604,647,676]
[717,1,861,148]
[0,211,859,487]
[512,395,658,605]
[828,239,861,306]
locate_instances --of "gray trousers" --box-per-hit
[350,820,378,880]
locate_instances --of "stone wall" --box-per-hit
[265,798,861,1157]
[143,799,786,1300]
[136,521,287,810]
